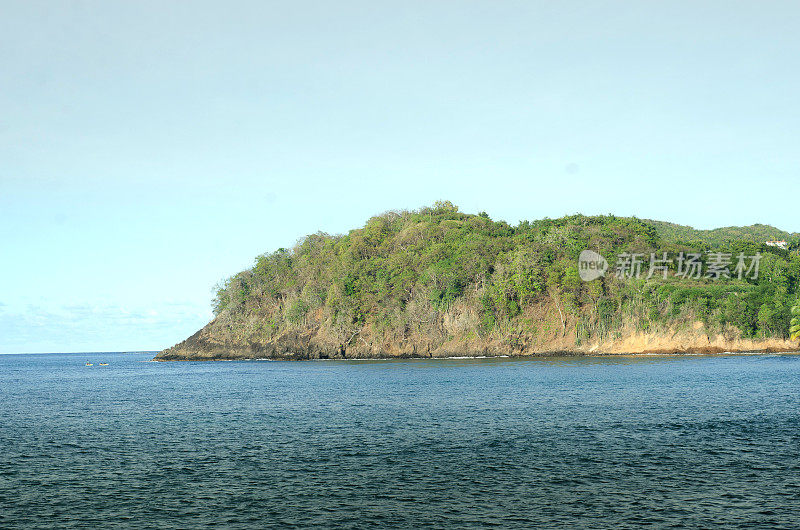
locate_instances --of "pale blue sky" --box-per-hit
[1,1,799,353]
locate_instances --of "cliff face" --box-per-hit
[155,326,798,361]
[156,335,797,361]
[155,300,798,361]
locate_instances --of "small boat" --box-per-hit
[99,363,109,366]
[85,362,93,366]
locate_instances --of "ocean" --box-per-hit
[1,352,799,528]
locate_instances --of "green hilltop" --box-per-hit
[157,202,800,360]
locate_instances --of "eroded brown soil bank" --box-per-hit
[155,318,798,361]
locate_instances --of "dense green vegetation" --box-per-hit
[210,202,800,350]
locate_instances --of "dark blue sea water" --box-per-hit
[1,352,800,528]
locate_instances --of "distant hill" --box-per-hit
[648,220,799,248]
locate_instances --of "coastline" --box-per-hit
[154,317,800,361]
[154,346,800,362]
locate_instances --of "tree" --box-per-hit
[791,302,800,341]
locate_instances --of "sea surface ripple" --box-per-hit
[1,352,799,528]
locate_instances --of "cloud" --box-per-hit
[0,302,212,353]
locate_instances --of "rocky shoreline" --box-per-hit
[154,324,799,361]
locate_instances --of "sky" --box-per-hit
[1,0,799,353]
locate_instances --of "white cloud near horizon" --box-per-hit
[0,302,212,354]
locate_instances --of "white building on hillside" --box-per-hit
[765,240,789,250]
